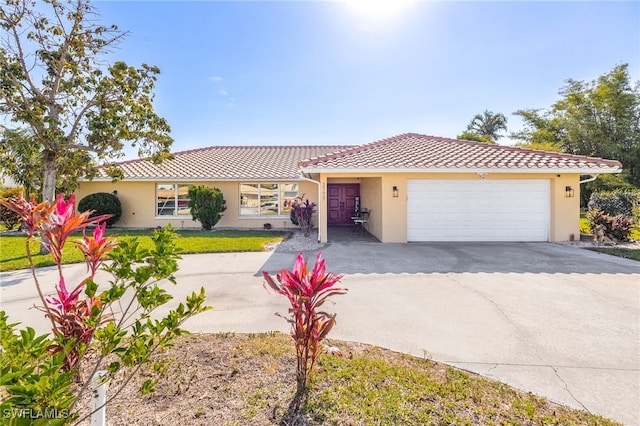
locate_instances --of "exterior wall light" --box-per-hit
[565,186,574,198]
[392,186,399,198]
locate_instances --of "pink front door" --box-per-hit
[327,184,360,225]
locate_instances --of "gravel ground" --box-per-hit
[268,230,325,253]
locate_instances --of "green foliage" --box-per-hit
[0,194,210,424]
[581,173,637,208]
[511,64,640,186]
[0,187,23,230]
[456,131,494,144]
[464,110,508,142]
[588,190,640,219]
[587,247,640,261]
[0,130,42,196]
[77,192,122,227]
[0,312,76,425]
[587,190,639,242]
[512,108,564,151]
[0,0,173,202]
[187,185,226,230]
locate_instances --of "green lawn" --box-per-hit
[0,229,286,272]
[585,247,640,261]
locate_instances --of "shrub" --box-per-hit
[587,190,639,219]
[187,185,226,230]
[0,194,210,424]
[291,196,316,237]
[588,209,635,242]
[77,192,122,227]
[587,190,639,241]
[263,252,346,395]
[0,187,23,230]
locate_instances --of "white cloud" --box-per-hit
[209,76,223,83]
[217,89,228,96]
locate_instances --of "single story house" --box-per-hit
[75,133,622,243]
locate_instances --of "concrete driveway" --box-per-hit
[1,242,638,424]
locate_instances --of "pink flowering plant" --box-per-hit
[263,251,347,394]
[0,194,210,424]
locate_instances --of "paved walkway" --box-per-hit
[1,243,638,424]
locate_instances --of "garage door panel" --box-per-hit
[407,179,549,242]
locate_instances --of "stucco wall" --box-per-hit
[75,179,319,230]
[359,177,382,241]
[77,172,582,242]
[318,172,582,243]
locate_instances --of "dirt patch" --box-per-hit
[73,333,618,425]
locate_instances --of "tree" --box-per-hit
[511,64,640,187]
[0,128,42,197]
[464,110,508,142]
[511,109,564,152]
[456,131,494,144]
[0,127,93,197]
[188,185,226,230]
[0,0,173,202]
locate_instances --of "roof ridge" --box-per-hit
[101,144,356,168]
[299,133,419,166]
[409,133,622,166]
[441,135,622,165]
[299,133,623,169]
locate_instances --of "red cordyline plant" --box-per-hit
[1,194,210,423]
[263,251,347,394]
[1,194,114,372]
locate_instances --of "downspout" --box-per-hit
[579,174,600,184]
[299,173,322,243]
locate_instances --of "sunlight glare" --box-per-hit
[344,0,414,20]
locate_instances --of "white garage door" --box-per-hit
[407,179,550,242]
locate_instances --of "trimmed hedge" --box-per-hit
[77,192,122,227]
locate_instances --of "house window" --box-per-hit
[156,183,193,216]
[240,183,298,217]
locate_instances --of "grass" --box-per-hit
[0,229,286,272]
[99,332,622,425]
[585,247,640,261]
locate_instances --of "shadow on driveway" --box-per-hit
[259,242,639,275]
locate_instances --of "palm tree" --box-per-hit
[465,110,508,141]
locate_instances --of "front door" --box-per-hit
[327,184,360,225]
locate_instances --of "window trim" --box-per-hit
[239,182,298,218]
[155,183,193,218]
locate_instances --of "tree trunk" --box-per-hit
[40,150,57,254]
[42,149,57,202]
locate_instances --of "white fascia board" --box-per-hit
[79,177,304,182]
[299,167,622,174]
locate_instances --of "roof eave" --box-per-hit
[299,167,623,174]
[79,177,305,183]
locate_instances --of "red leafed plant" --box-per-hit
[1,194,113,372]
[1,193,210,422]
[263,251,347,394]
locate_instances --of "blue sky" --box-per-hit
[95,0,639,156]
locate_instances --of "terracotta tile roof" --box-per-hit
[299,133,622,173]
[95,145,353,180]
